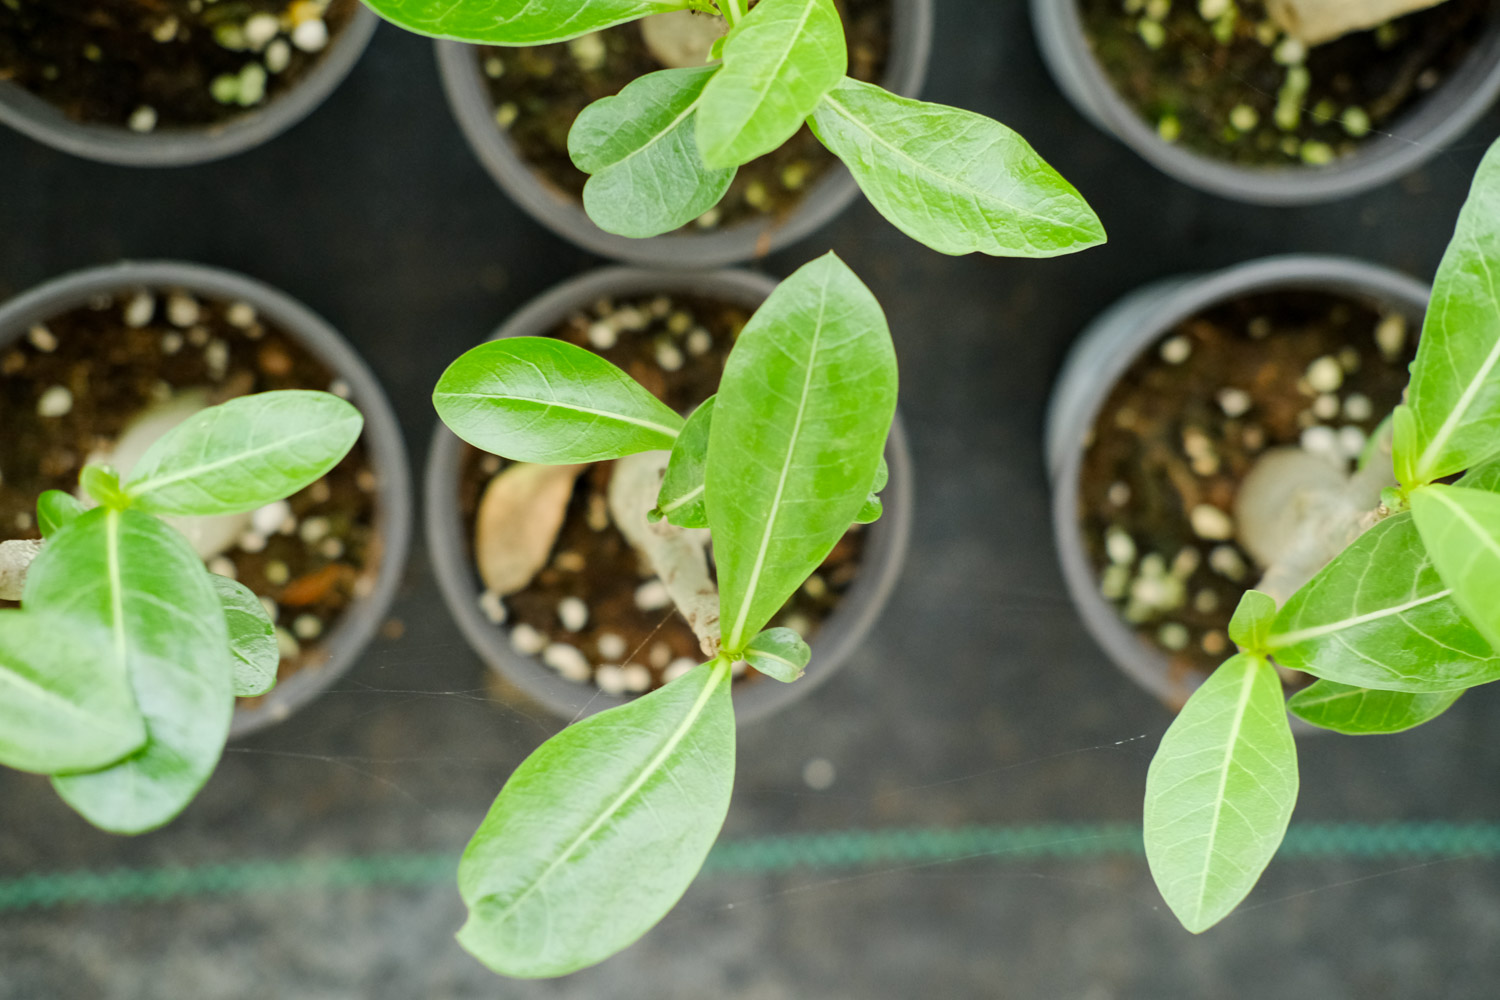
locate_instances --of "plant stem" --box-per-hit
[720,0,748,27]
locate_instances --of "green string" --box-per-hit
[3,823,1497,913]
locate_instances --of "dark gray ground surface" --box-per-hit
[4,4,1500,998]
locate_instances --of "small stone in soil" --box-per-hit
[36,386,72,417]
[510,623,547,656]
[1194,588,1220,614]
[554,550,586,573]
[1216,387,1252,418]
[543,643,591,682]
[1108,481,1132,507]
[1312,394,1339,421]
[27,325,57,352]
[226,302,257,329]
[276,628,300,659]
[1338,426,1368,458]
[782,613,812,638]
[686,328,713,357]
[634,579,671,611]
[188,326,210,348]
[293,19,330,53]
[124,292,155,328]
[621,664,652,693]
[319,538,345,559]
[557,596,589,632]
[1159,336,1193,364]
[597,632,627,660]
[1105,526,1137,565]
[259,595,278,620]
[300,517,331,544]
[1202,630,1228,656]
[293,615,323,641]
[649,642,672,669]
[1209,545,1247,582]
[1189,504,1234,540]
[1300,425,1340,461]
[253,500,291,536]
[479,589,508,624]
[1305,355,1344,393]
[1375,314,1407,359]
[595,663,628,694]
[1157,622,1190,651]
[656,341,684,372]
[166,293,201,327]
[803,574,828,599]
[1344,393,1374,422]
[265,561,290,586]
[587,322,618,349]
[127,106,158,133]
[665,657,696,682]
[208,556,237,579]
[1101,564,1130,601]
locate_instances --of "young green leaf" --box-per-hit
[211,575,279,698]
[1393,139,1500,486]
[1144,653,1298,934]
[1268,513,1500,693]
[361,0,689,44]
[36,490,84,538]
[1458,455,1500,492]
[81,465,130,510]
[808,78,1106,258]
[743,627,810,683]
[124,391,362,517]
[1410,484,1500,649]
[853,455,888,525]
[434,337,684,463]
[25,509,233,835]
[652,395,714,529]
[458,659,734,978]
[1227,590,1277,653]
[571,67,736,239]
[0,609,146,775]
[1287,680,1461,735]
[696,0,846,169]
[707,253,898,652]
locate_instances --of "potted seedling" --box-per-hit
[0,389,362,834]
[430,252,895,977]
[364,0,1106,264]
[0,1,378,165]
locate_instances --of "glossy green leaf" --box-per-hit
[81,465,130,510]
[1227,590,1277,653]
[25,509,232,835]
[211,575,279,698]
[808,78,1106,258]
[652,395,714,529]
[458,659,734,978]
[1288,680,1461,735]
[571,67,735,238]
[696,0,846,169]
[361,0,688,44]
[434,337,684,463]
[36,490,84,538]
[0,609,146,775]
[1411,484,1500,649]
[1268,513,1500,693]
[1394,140,1500,486]
[707,253,898,652]
[1458,455,1500,492]
[1144,653,1298,934]
[743,627,810,683]
[124,391,362,517]
[853,455,888,525]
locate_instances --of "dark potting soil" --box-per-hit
[457,292,870,697]
[0,0,359,129]
[478,0,892,236]
[0,288,382,707]
[1078,291,1419,694]
[1079,0,1493,167]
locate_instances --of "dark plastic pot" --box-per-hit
[0,261,413,738]
[1046,255,1429,708]
[434,0,933,267]
[426,266,912,725]
[1030,0,1500,204]
[0,9,379,167]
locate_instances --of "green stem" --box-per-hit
[721,0,748,26]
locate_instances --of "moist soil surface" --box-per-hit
[479,0,892,235]
[1079,0,1492,167]
[0,288,381,710]
[1078,290,1419,693]
[0,0,358,129]
[457,291,870,697]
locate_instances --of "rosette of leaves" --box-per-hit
[431,252,897,977]
[0,391,362,834]
[1143,138,1500,934]
[363,0,1105,257]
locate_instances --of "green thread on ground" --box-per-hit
[2,823,1498,913]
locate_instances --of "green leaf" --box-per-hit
[124,391,363,517]
[1144,653,1298,934]
[1410,484,1500,649]
[707,253,898,652]
[361,0,688,44]
[653,395,714,529]
[571,67,736,239]
[0,609,146,775]
[81,465,130,510]
[36,490,84,538]
[1227,590,1277,653]
[696,0,846,169]
[1268,513,1500,693]
[808,78,1106,258]
[743,627,810,683]
[211,575,279,698]
[853,456,887,524]
[25,509,232,835]
[434,337,684,463]
[1288,680,1461,735]
[458,659,734,978]
[1394,140,1500,486]
[1458,455,1500,492]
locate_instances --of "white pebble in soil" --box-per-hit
[292,19,329,52]
[1105,527,1136,566]
[1159,336,1192,365]
[160,331,183,355]
[1209,545,1247,582]
[1300,425,1341,461]
[205,340,230,380]
[595,664,628,694]
[621,664,652,693]
[596,632,627,660]
[293,615,322,641]
[1344,393,1374,422]
[265,561,290,586]
[276,628,300,659]
[1216,387,1252,418]
[557,596,589,633]
[509,623,547,656]
[479,589,508,625]
[226,302,256,328]
[1375,314,1407,360]
[1189,504,1234,541]
[685,328,713,357]
[124,292,155,328]
[299,516,331,544]
[166,293,200,327]
[587,322,618,349]
[27,325,57,352]
[1311,394,1339,421]
[208,556,237,579]
[656,341,684,372]
[1305,356,1344,393]
[36,386,72,417]
[266,39,292,73]
[664,657,696,682]
[259,595,278,620]
[127,106,157,133]
[802,758,836,791]
[635,579,671,611]
[252,500,291,537]
[1108,481,1131,507]
[543,643,592,682]
[1338,426,1368,460]
[244,12,280,49]
[646,643,671,669]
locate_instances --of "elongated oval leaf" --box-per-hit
[809,78,1106,258]
[125,391,363,517]
[211,575,279,698]
[25,509,232,835]
[1288,679,1461,735]
[362,0,687,44]
[1268,513,1500,693]
[653,395,714,529]
[36,490,84,539]
[572,67,736,238]
[1228,590,1277,653]
[435,337,684,463]
[1144,654,1298,934]
[1395,139,1500,485]
[1411,484,1500,649]
[707,253,898,652]
[744,627,810,683]
[458,660,734,978]
[0,609,146,774]
[696,0,846,169]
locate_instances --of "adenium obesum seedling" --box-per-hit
[1143,136,1500,934]
[364,0,1106,257]
[431,253,896,977]
[0,390,362,834]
